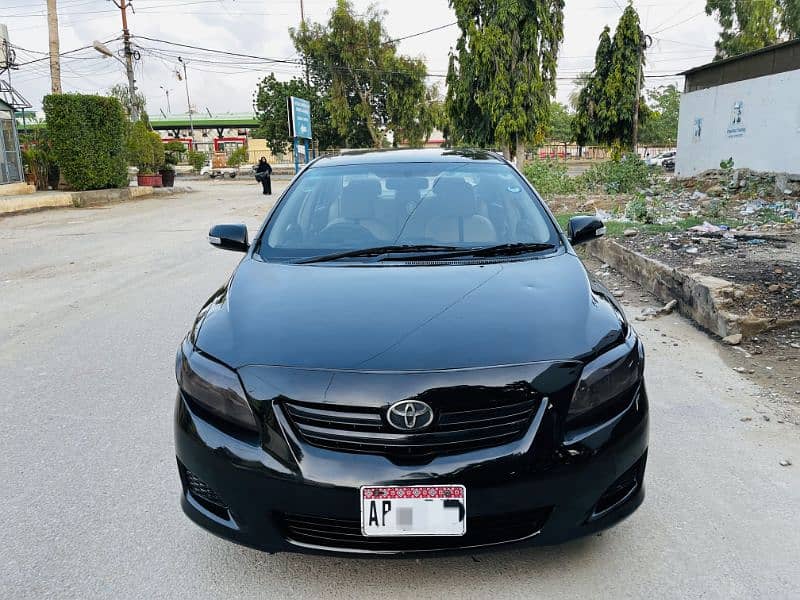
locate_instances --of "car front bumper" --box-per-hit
[174,381,649,556]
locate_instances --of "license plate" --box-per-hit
[360,485,466,536]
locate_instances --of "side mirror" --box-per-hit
[208,224,249,252]
[567,216,605,246]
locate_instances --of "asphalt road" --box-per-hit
[1,180,798,599]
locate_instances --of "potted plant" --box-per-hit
[127,121,163,187]
[160,140,184,187]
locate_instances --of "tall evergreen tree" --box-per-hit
[571,27,612,149]
[571,7,647,152]
[446,0,565,167]
[603,5,647,150]
[706,0,800,60]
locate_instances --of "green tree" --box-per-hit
[291,0,434,148]
[446,0,565,167]
[546,102,573,143]
[705,0,800,59]
[639,84,681,146]
[572,8,647,152]
[571,27,612,151]
[603,5,648,151]
[252,73,343,154]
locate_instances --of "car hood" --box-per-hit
[192,252,625,371]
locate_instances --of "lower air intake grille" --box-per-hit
[280,508,551,552]
[281,395,539,460]
[179,462,230,519]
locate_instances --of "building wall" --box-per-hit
[676,69,800,176]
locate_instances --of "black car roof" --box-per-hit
[310,148,505,167]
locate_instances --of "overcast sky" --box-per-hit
[3,0,720,115]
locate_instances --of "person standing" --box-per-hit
[255,157,273,195]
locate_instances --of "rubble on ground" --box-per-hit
[586,168,800,331]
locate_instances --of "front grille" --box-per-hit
[281,396,539,460]
[280,508,552,552]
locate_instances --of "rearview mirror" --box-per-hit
[567,216,605,246]
[208,224,249,252]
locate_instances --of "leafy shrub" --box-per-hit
[20,128,57,191]
[624,196,649,222]
[187,150,208,173]
[226,146,249,168]
[578,154,650,194]
[42,94,128,190]
[522,160,578,195]
[163,141,185,167]
[125,121,164,174]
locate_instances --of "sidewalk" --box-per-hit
[0,185,193,216]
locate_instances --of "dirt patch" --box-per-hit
[619,230,800,322]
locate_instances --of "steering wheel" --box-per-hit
[317,221,377,245]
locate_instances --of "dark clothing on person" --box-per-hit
[256,159,273,195]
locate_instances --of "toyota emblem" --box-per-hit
[386,400,434,431]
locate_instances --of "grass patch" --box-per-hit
[554,212,704,238]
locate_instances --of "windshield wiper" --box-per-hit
[385,242,558,261]
[296,244,462,264]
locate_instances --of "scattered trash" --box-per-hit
[623,228,639,237]
[685,246,699,254]
[779,458,792,467]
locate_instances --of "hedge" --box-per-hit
[42,94,129,191]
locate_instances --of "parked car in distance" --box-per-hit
[645,151,676,167]
[175,148,649,556]
[662,156,676,172]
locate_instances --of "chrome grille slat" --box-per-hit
[281,395,538,460]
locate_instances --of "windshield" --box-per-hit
[258,161,560,261]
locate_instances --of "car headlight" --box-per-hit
[176,343,259,433]
[568,336,644,426]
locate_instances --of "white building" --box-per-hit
[676,39,800,177]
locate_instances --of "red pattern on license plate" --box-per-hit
[362,486,464,499]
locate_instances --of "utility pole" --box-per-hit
[178,57,194,137]
[300,0,309,86]
[115,0,139,121]
[160,85,171,113]
[632,31,652,154]
[46,0,62,93]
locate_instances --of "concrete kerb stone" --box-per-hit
[585,238,800,339]
[70,185,193,208]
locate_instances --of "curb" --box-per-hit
[72,185,193,208]
[1,186,194,216]
[585,238,799,339]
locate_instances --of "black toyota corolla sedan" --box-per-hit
[174,148,648,555]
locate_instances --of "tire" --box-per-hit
[229,172,237,179]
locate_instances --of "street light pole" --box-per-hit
[160,85,171,113]
[177,57,194,137]
[114,0,139,121]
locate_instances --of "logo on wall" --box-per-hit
[727,101,746,138]
[692,117,703,142]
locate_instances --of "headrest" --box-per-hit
[475,175,510,201]
[340,179,381,219]
[431,178,478,217]
[385,177,428,192]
